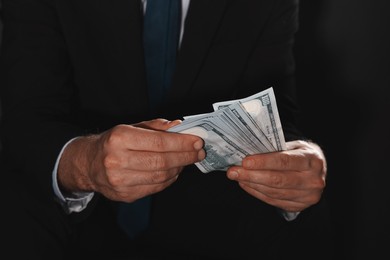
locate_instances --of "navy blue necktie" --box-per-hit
[117,0,181,240]
[144,0,181,111]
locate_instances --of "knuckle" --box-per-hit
[150,134,165,150]
[245,172,255,183]
[105,173,123,188]
[178,137,188,150]
[116,192,130,201]
[277,190,288,200]
[103,155,120,170]
[306,193,322,206]
[140,153,168,170]
[244,156,261,169]
[151,154,168,170]
[313,177,326,190]
[114,124,128,133]
[309,154,322,169]
[270,174,284,188]
[109,125,126,140]
[104,136,121,151]
[279,154,290,168]
[183,151,198,164]
[308,171,326,190]
[266,189,284,200]
[151,171,169,184]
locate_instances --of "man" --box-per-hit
[0,0,332,259]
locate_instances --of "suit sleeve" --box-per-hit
[0,0,84,198]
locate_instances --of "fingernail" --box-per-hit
[171,119,182,125]
[228,171,239,180]
[194,140,204,150]
[243,158,253,168]
[198,149,206,161]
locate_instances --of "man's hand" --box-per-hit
[58,119,205,202]
[227,140,327,213]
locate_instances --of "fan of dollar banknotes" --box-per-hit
[168,87,286,173]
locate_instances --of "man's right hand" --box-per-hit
[57,119,205,202]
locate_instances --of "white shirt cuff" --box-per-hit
[281,211,301,221]
[52,137,95,214]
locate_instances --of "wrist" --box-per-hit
[57,135,99,193]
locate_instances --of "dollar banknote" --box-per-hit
[212,87,286,151]
[168,87,286,173]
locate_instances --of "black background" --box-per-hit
[0,0,389,259]
[294,0,390,258]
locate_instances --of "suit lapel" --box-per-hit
[168,0,229,101]
[79,0,229,113]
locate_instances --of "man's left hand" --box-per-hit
[227,140,327,213]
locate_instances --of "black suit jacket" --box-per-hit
[0,0,324,258]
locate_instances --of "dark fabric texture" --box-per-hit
[117,0,181,240]
[0,0,334,259]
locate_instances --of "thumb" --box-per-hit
[134,118,182,131]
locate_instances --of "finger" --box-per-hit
[238,181,319,205]
[121,168,181,187]
[242,149,312,171]
[167,119,182,128]
[227,168,308,190]
[239,183,309,212]
[109,124,204,152]
[123,150,205,171]
[99,166,182,191]
[103,149,205,172]
[134,118,182,131]
[101,175,179,203]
